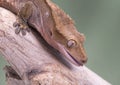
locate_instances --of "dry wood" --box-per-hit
[0,7,111,85]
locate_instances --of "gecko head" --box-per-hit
[63,32,88,66]
[53,24,87,66]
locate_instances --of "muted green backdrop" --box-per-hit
[0,0,120,85]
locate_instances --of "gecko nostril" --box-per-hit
[81,58,88,64]
[81,60,86,64]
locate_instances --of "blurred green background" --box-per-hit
[0,0,120,85]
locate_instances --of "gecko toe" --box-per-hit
[21,29,27,36]
[13,22,20,27]
[26,27,31,32]
[15,27,21,34]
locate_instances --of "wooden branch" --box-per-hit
[0,7,111,85]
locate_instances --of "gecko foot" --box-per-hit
[13,18,30,36]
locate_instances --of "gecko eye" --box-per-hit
[67,40,76,48]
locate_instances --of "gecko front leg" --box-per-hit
[13,1,33,35]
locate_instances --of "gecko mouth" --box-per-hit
[53,42,84,66]
[65,50,83,66]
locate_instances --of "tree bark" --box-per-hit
[0,7,111,85]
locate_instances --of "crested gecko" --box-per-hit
[0,0,87,66]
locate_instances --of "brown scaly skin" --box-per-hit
[0,0,87,66]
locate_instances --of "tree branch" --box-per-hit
[0,7,111,85]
